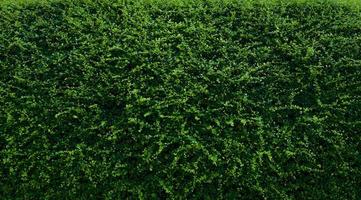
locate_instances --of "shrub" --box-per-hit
[0,0,360,199]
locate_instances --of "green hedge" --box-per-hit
[1,0,360,199]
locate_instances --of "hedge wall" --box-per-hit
[1,0,360,199]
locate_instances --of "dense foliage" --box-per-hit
[1,0,360,199]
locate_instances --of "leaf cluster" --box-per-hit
[0,0,360,199]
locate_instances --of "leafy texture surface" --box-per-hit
[0,0,360,199]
